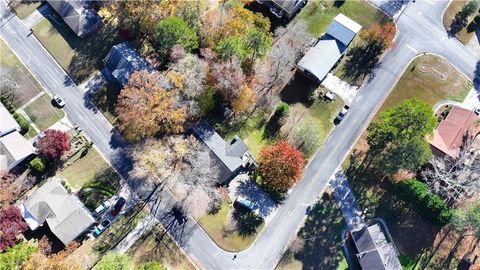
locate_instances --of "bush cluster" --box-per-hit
[264,102,289,138]
[395,178,453,225]
[13,113,30,135]
[29,157,46,173]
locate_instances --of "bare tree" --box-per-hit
[421,142,480,205]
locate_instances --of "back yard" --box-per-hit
[32,12,120,83]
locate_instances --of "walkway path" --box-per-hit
[114,214,156,253]
[329,171,365,231]
[21,3,48,28]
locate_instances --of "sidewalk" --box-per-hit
[21,3,48,28]
[113,214,156,253]
[329,171,365,231]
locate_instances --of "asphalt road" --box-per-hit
[1,0,479,269]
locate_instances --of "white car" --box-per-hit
[53,94,65,107]
[335,105,350,123]
[94,200,111,216]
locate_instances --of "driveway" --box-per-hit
[321,73,358,104]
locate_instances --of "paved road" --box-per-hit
[1,0,479,269]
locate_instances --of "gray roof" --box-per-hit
[298,37,346,82]
[271,0,303,13]
[104,42,154,86]
[22,179,95,245]
[0,131,34,171]
[352,224,402,270]
[192,121,248,174]
[0,103,20,136]
[47,0,102,38]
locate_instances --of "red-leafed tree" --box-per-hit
[0,206,28,251]
[257,141,305,191]
[36,129,70,159]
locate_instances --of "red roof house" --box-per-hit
[428,106,479,159]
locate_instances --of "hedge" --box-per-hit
[29,157,45,172]
[395,178,453,225]
[13,113,30,135]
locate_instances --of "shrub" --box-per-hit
[13,113,30,135]
[29,157,45,172]
[395,178,453,225]
[136,262,167,270]
[0,97,15,114]
[264,102,290,139]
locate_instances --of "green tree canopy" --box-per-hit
[156,16,198,55]
[94,252,132,270]
[244,28,272,60]
[0,241,37,270]
[451,200,480,238]
[136,261,167,270]
[216,36,246,60]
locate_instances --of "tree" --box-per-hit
[210,56,246,101]
[29,157,45,172]
[36,129,70,159]
[0,206,28,251]
[116,70,187,141]
[244,28,272,61]
[156,16,198,55]
[232,85,256,114]
[216,36,247,61]
[461,0,479,17]
[93,252,132,270]
[0,173,35,207]
[451,200,480,238]
[22,242,82,270]
[361,22,395,50]
[264,102,289,139]
[290,119,321,157]
[0,241,37,270]
[257,141,305,191]
[421,149,480,205]
[366,98,436,176]
[136,262,167,270]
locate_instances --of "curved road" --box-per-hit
[0,0,479,269]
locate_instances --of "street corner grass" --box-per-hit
[442,0,477,44]
[197,201,264,252]
[128,222,196,270]
[32,15,119,83]
[0,38,43,108]
[298,0,391,37]
[24,93,64,130]
[276,198,346,270]
[14,1,42,19]
[379,54,471,114]
[56,146,114,190]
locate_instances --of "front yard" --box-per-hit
[443,0,479,44]
[32,13,120,83]
[13,0,41,19]
[197,201,264,252]
[23,93,64,130]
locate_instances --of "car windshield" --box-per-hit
[101,220,110,227]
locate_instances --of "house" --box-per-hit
[21,179,95,245]
[191,121,253,184]
[298,13,361,82]
[256,0,305,19]
[0,104,34,172]
[46,0,103,38]
[428,106,479,159]
[103,42,155,86]
[351,224,402,270]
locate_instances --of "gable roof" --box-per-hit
[22,179,95,245]
[352,224,402,270]
[0,103,20,136]
[104,42,154,86]
[326,13,362,46]
[0,131,34,171]
[47,0,102,38]
[191,121,248,173]
[429,106,479,158]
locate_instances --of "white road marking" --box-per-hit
[424,0,435,5]
[406,44,418,53]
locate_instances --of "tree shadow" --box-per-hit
[232,208,263,237]
[341,44,382,84]
[333,0,345,8]
[279,72,319,106]
[378,0,410,17]
[448,14,468,37]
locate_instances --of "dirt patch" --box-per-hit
[418,64,447,81]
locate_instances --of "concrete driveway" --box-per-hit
[321,73,358,104]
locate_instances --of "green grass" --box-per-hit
[24,127,37,139]
[336,254,349,270]
[379,54,471,113]
[14,1,41,19]
[297,0,390,37]
[24,93,64,130]
[0,38,43,108]
[57,147,113,189]
[399,254,421,270]
[197,201,264,252]
[33,15,119,83]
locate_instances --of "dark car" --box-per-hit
[110,197,126,217]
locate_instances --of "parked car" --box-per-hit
[234,196,256,211]
[93,218,112,237]
[474,107,480,116]
[94,200,111,216]
[335,105,350,123]
[110,197,126,217]
[53,94,65,107]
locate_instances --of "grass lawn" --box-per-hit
[128,222,196,270]
[380,54,471,112]
[13,1,41,19]
[276,198,346,270]
[0,38,43,108]
[56,147,114,190]
[197,201,264,252]
[443,0,478,45]
[90,82,120,125]
[297,0,390,37]
[32,15,120,83]
[24,93,64,130]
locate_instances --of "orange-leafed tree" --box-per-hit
[257,141,305,191]
[361,22,396,50]
[116,70,187,141]
[232,85,256,114]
